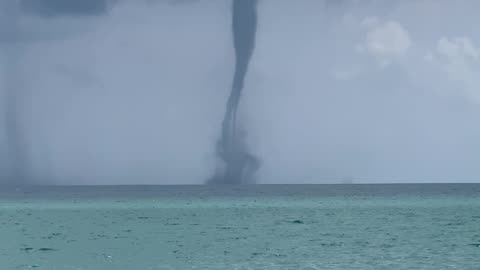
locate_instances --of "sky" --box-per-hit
[1,0,480,184]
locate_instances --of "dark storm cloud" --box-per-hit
[20,0,108,16]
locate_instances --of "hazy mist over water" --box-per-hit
[2,0,480,184]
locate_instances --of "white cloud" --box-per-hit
[437,37,480,61]
[434,36,480,101]
[423,51,434,62]
[364,20,412,66]
[360,16,379,29]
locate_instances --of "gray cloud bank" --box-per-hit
[1,0,480,184]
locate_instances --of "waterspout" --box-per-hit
[208,0,259,184]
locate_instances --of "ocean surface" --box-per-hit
[0,184,479,269]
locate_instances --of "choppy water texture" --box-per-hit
[1,184,479,269]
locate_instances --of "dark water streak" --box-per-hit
[209,0,259,184]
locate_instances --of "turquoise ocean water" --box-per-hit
[1,184,479,269]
